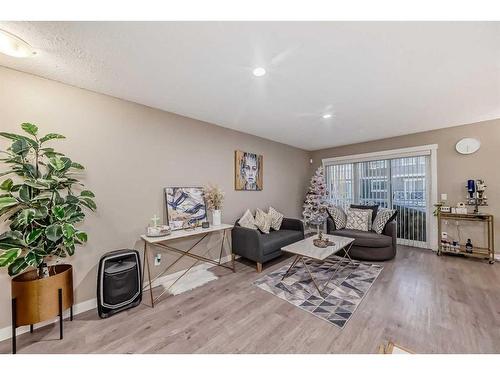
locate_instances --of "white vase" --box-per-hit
[212,209,222,226]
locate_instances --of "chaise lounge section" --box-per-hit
[232,218,305,272]
[326,217,397,261]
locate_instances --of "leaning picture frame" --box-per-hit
[164,186,207,230]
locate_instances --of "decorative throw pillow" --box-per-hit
[372,209,397,234]
[350,204,379,223]
[268,206,284,231]
[349,208,373,230]
[238,209,257,230]
[345,208,371,231]
[255,208,272,234]
[327,205,347,229]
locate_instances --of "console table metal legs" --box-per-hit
[142,228,235,308]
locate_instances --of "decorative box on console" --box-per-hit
[146,225,171,237]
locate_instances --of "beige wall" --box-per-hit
[311,119,500,250]
[0,66,310,332]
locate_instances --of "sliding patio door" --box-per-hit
[325,155,430,248]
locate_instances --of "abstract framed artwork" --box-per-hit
[235,150,263,191]
[164,186,207,230]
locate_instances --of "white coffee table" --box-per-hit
[281,234,355,297]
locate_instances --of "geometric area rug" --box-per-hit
[254,256,383,329]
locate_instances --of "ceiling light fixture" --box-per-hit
[252,67,266,77]
[0,29,37,58]
[322,114,332,119]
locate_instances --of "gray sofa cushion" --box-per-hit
[333,228,392,248]
[261,230,304,255]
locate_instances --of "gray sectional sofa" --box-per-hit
[231,218,304,272]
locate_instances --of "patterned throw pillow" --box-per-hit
[345,208,371,231]
[350,204,379,223]
[255,208,272,234]
[238,209,257,230]
[349,208,373,230]
[372,209,397,234]
[327,205,347,229]
[268,206,284,231]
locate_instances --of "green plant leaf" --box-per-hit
[80,197,97,211]
[34,206,48,219]
[75,231,88,243]
[0,132,38,148]
[26,228,44,244]
[31,191,52,201]
[70,162,84,170]
[22,164,37,178]
[18,184,31,202]
[16,208,36,226]
[48,156,65,171]
[39,133,65,143]
[21,123,38,136]
[45,223,63,242]
[8,257,28,276]
[0,248,22,267]
[64,239,75,256]
[60,157,72,172]
[24,179,50,189]
[25,250,43,267]
[52,205,65,220]
[11,139,30,156]
[0,178,13,191]
[67,211,85,224]
[0,196,18,211]
[63,223,75,239]
[41,148,64,157]
[65,194,79,205]
[80,190,95,198]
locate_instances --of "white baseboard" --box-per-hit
[0,254,233,344]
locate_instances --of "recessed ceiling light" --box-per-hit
[322,114,332,119]
[252,67,266,77]
[0,29,37,58]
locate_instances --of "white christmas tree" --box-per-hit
[303,167,329,232]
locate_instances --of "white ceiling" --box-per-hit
[0,21,499,151]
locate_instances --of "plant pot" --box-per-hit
[211,209,222,226]
[11,264,74,353]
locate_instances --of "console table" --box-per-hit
[437,212,495,264]
[140,223,234,307]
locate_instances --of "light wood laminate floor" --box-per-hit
[1,246,499,354]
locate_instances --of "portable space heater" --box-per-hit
[97,249,142,318]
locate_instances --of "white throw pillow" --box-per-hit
[372,209,396,234]
[327,205,347,229]
[238,209,257,230]
[349,208,373,230]
[255,208,272,234]
[268,206,284,231]
[345,208,371,231]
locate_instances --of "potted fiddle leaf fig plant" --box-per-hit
[0,123,96,277]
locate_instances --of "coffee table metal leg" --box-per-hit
[300,257,324,296]
[281,255,301,281]
[320,243,355,291]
